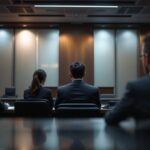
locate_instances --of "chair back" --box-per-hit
[15,99,52,117]
[2,87,17,98]
[55,103,101,118]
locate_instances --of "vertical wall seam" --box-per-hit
[12,29,16,86]
[36,30,39,69]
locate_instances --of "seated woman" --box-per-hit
[24,69,53,108]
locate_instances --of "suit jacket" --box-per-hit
[105,75,150,125]
[55,80,100,108]
[24,86,53,108]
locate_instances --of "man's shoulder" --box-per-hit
[127,76,150,87]
[58,83,72,91]
[42,87,51,94]
[83,82,99,91]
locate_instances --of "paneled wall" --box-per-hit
[94,30,115,88]
[0,27,139,98]
[94,29,138,97]
[0,29,14,95]
[15,29,59,97]
[139,29,150,76]
[37,30,59,87]
[0,29,59,97]
[59,25,94,85]
[116,30,139,97]
[15,30,37,97]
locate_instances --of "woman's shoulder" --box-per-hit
[42,87,51,94]
[24,88,30,94]
[24,88,32,99]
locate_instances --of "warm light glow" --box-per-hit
[41,64,58,68]
[34,5,118,8]
[23,24,27,27]
[60,34,68,41]
[18,30,34,47]
[88,36,93,43]
[50,64,58,68]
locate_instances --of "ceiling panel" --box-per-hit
[126,7,143,14]
[88,14,132,18]
[141,7,150,14]
[0,0,12,5]
[137,0,150,5]
[0,0,149,24]
[12,0,136,5]
[7,6,25,13]
[7,6,34,13]
[117,7,128,14]
[24,6,34,13]
[0,7,9,13]
[19,14,65,17]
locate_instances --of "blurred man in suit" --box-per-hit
[105,34,150,125]
[55,62,100,108]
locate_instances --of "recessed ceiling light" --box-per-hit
[23,24,27,27]
[101,25,106,28]
[127,25,132,28]
[34,5,118,8]
[49,24,55,27]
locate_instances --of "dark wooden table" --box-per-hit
[0,118,149,150]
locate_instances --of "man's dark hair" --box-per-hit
[144,34,150,54]
[70,62,85,78]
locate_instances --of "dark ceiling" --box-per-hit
[0,0,150,27]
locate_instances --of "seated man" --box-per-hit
[55,62,100,108]
[105,34,150,125]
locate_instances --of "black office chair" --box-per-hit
[55,103,101,118]
[14,99,52,117]
[2,87,17,98]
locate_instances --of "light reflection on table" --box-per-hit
[0,118,150,150]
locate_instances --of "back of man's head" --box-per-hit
[144,34,150,54]
[70,62,85,79]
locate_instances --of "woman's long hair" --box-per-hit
[30,69,47,95]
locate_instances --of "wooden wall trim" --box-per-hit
[59,24,94,85]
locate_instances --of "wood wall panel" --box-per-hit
[99,87,114,94]
[59,25,94,85]
[139,30,150,76]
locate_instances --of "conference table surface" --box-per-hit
[0,118,150,150]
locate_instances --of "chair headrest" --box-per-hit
[5,87,16,96]
[15,99,49,104]
[57,103,99,108]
